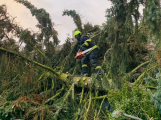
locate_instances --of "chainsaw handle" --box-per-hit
[74,51,85,59]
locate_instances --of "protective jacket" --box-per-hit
[78,35,97,52]
[78,35,101,76]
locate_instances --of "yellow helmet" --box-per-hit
[74,30,81,37]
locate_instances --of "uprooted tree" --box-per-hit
[0,0,161,119]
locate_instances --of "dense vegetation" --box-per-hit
[0,0,161,119]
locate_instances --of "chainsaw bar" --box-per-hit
[81,48,92,54]
[74,48,93,59]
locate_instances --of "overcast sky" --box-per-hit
[0,0,113,45]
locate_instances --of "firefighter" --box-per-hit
[74,30,101,77]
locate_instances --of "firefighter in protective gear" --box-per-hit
[74,30,101,76]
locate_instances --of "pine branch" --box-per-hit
[62,10,83,32]
[0,47,59,76]
[112,110,143,120]
[134,64,157,85]
[34,45,48,62]
[96,95,107,119]
[129,61,150,75]
[45,85,65,104]
[52,84,74,119]
[84,91,92,120]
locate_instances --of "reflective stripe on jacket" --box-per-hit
[79,35,97,53]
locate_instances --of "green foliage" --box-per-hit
[19,29,37,54]
[0,95,30,119]
[108,82,160,119]
[1,0,161,119]
[15,0,59,46]
[143,0,161,39]
[0,5,21,52]
[100,0,149,86]
[15,0,59,62]
[0,5,21,40]
[62,10,83,32]
[151,70,161,114]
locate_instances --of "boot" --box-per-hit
[81,66,88,77]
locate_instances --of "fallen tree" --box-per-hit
[0,47,150,92]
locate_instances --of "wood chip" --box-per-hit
[85,83,88,85]
[83,78,86,81]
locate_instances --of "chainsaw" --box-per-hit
[74,48,92,59]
